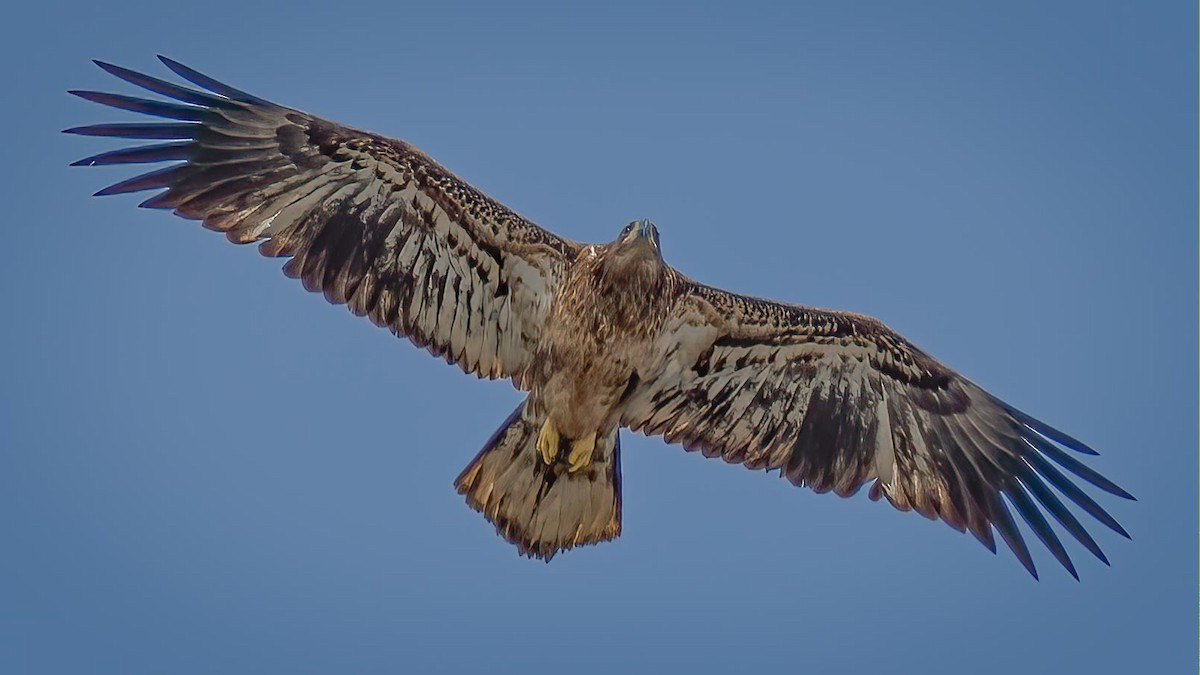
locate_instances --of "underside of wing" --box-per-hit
[623,282,1133,579]
[67,57,580,386]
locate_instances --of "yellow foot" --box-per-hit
[567,431,597,473]
[536,419,561,466]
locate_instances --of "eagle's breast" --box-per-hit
[533,246,683,438]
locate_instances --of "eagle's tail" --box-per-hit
[454,400,622,560]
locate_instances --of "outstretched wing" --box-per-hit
[622,282,1133,579]
[67,57,579,387]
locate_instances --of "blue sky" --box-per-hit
[3,1,1195,673]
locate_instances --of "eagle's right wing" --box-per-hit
[67,57,580,388]
[622,282,1132,579]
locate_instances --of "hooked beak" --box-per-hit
[622,219,660,249]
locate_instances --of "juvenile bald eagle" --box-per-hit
[67,58,1132,579]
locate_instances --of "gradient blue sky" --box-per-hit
[3,2,1195,673]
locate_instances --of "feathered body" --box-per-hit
[536,236,684,442]
[67,58,1133,578]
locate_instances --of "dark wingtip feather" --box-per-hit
[138,192,177,209]
[93,59,231,108]
[68,90,205,121]
[968,524,998,553]
[1054,552,1079,581]
[996,399,1100,456]
[1015,470,1112,565]
[986,493,1039,579]
[1024,452,1131,539]
[62,123,198,139]
[91,164,186,196]
[70,142,193,167]
[1005,483,1078,579]
[1037,440,1135,500]
[157,55,271,106]
[1028,422,1100,456]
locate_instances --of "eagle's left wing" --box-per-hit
[621,282,1133,579]
[67,58,579,388]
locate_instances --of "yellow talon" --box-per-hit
[537,419,561,466]
[567,431,597,473]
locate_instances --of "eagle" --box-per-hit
[67,57,1132,579]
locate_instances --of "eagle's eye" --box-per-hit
[621,224,634,236]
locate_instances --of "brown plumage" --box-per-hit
[68,57,1133,578]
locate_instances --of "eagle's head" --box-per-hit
[609,218,661,260]
[600,219,664,285]
[616,218,660,250]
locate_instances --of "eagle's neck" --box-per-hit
[592,253,667,307]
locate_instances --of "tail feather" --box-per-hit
[454,401,622,560]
